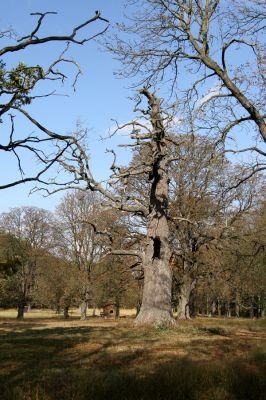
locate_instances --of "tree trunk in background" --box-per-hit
[64,306,70,319]
[134,89,175,327]
[235,292,240,317]
[211,300,216,317]
[226,301,231,317]
[17,303,25,319]
[80,281,90,320]
[258,295,262,318]
[217,299,222,317]
[115,297,120,318]
[177,277,195,319]
[249,296,255,318]
[206,294,210,316]
[194,305,200,317]
[235,303,240,318]
[135,282,143,316]
[249,308,254,318]
[80,300,88,320]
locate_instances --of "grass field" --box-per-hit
[0,309,265,400]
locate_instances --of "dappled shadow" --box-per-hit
[0,320,48,332]
[0,324,155,388]
[0,321,265,400]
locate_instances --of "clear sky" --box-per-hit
[0,0,135,212]
[0,1,264,213]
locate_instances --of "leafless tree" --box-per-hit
[0,10,108,189]
[33,89,180,326]
[108,0,266,177]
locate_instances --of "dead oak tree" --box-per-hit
[39,88,177,326]
[108,0,266,180]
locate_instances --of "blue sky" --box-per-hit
[0,1,264,213]
[0,0,136,212]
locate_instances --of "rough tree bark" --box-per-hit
[134,89,175,327]
[56,88,176,327]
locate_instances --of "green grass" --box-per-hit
[0,312,265,400]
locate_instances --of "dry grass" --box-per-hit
[0,309,265,400]
[0,307,136,319]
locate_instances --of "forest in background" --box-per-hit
[0,1,265,325]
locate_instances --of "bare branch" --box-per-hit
[110,249,144,262]
[0,11,109,56]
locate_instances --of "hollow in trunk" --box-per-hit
[134,89,175,327]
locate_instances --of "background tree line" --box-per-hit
[0,137,265,320]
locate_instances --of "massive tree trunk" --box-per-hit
[176,276,196,320]
[135,89,175,327]
[135,244,174,326]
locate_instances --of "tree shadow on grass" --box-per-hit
[0,325,265,400]
[0,325,151,384]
